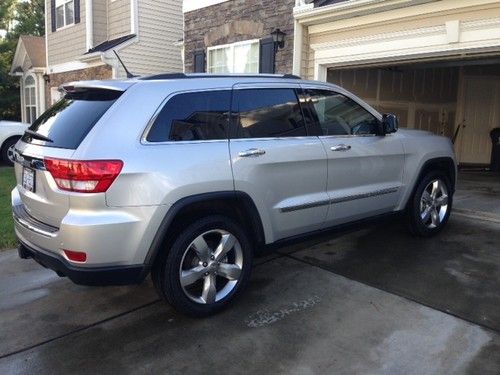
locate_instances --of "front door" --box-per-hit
[302,87,405,226]
[229,84,329,242]
[457,78,500,165]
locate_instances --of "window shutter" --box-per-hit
[51,0,56,32]
[259,37,275,74]
[193,50,206,73]
[74,0,81,24]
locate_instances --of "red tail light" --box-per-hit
[63,249,87,263]
[44,158,123,193]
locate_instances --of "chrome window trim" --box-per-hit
[319,134,379,139]
[280,187,400,213]
[230,136,322,142]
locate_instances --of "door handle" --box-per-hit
[238,148,266,157]
[330,144,351,152]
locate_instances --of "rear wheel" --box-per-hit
[1,137,20,166]
[406,171,452,237]
[152,215,253,317]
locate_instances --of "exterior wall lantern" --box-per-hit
[271,28,286,50]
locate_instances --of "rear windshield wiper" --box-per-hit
[25,129,54,143]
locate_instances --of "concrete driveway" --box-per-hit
[0,173,499,374]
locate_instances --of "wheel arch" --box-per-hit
[403,156,457,209]
[0,135,22,161]
[144,191,266,266]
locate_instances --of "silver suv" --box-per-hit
[11,74,456,316]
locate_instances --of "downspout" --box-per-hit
[130,0,138,35]
[85,0,93,51]
[292,19,303,77]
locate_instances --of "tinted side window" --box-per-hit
[307,90,380,136]
[21,89,121,149]
[146,90,231,142]
[234,89,306,138]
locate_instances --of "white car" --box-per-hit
[0,120,29,165]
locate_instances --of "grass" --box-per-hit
[0,167,16,250]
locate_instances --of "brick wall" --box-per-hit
[45,64,113,107]
[184,0,295,74]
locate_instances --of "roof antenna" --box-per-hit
[113,50,137,78]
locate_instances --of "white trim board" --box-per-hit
[183,0,230,13]
[48,59,105,74]
[310,18,500,71]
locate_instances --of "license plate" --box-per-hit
[22,167,35,192]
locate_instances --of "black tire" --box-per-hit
[406,171,453,237]
[1,137,19,166]
[152,215,253,317]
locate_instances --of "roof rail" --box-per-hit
[139,73,302,80]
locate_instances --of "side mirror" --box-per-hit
[382,113,398,134]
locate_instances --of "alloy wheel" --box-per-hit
[419,179,449,229]
[179,229,243,304]
[7,144,16,164]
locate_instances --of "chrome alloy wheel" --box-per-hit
[179,229,243,304]
[7,144,16,164]
[420,179,449,229]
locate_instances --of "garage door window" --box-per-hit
[307,90,380,136]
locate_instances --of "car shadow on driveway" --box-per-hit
[282,214,500,332]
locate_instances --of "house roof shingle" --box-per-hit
[19,35,46,68]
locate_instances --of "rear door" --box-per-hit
[229,84,329,242]
[13,88,123,227]
[302,87,405,226]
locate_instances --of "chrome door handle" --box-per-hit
[330,144,351,152]
[238,148,266,157]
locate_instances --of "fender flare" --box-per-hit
[402,156,457,209]
[144,191,265,265]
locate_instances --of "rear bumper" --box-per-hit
[18,241,149,286]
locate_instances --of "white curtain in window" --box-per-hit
[208,41,259,74]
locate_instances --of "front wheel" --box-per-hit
[406,172,453,237]
[152,215,253,317]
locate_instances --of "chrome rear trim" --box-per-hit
[13,204,59,238]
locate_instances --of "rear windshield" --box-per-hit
[21,89,122,149]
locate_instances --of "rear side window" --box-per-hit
[146,90,231,142]
[233,88,306,138]
[21,89,121,149]
[306,89,380,136]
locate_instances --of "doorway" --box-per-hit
[456,78,500,165]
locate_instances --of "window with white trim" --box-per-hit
[24,76,37,124]
[207,40,259,74]
[56,0,75,29]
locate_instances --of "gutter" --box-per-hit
[86,0,94,51]
[293,0,435,24]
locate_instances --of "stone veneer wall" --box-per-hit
[184,0,295,74]
[45,65,113,107]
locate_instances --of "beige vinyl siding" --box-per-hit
[117,0,183,76]
[47,0,87,66]
[93,0,108,45]
[108,0,131,40]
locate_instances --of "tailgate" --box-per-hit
[12,85,125,227]
[13,143,74,227]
